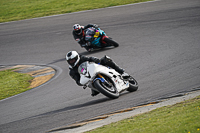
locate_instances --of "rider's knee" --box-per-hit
[100,55,112,65]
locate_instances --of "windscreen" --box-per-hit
[78,62,88,75]
[85,28,95,41]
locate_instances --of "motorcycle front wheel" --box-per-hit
[94,79,119,99]
[103,38,119,47]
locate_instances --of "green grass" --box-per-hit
[0,0,150,23]
[1,70,199,133]
[0,69,33,100]
[86,96,200,133]
[2,1,199,132]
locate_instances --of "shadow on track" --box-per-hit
[79,47,115,56]
[47,58,66,65]
[33,97,114,118]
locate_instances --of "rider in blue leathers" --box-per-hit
[72,24,98,52]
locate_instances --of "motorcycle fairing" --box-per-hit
[86,28,107,47]
[91,37,101,47]
[88,62,129,92]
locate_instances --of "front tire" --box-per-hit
[103,38,119,47]
[94,79,119,99]
[127,76,138,92]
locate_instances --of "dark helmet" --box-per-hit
[73,24,82,35]
[66,51,80,67]
[85,27,95,42]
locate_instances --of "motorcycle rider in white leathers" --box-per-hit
[66,51,129,96]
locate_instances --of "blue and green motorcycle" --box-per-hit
[83,27,119,52]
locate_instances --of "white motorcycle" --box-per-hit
[78,61,138,99]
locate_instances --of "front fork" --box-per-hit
[97,73,104,79]
[97,73,112,88]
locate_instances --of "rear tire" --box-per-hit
[94,79,119,99]
[103,38,119,47]
[127,76,138,92]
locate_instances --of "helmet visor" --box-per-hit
[67,56,78,67]
[75,29,82,35]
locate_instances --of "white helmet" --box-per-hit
[73,24,82,35]
[66,51,80,67]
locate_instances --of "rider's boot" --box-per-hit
[91,89,99,96]
[85,46,93,52]
[121,72,130,79]
[114,64,124,74]
[113,65,130,79]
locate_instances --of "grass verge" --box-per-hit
[0,0,150,23]
[0,69,33,100]
[86,95,200,133]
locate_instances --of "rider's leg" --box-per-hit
[84,46,93,52]
[100,55,124,74]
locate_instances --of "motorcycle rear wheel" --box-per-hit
[104,38,119,47]
[127,76,138,92]
[94,79,119,99]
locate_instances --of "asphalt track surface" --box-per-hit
[0,0,200,132]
